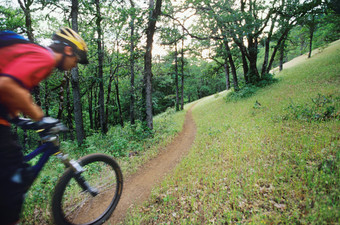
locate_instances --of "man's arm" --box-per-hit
[0,76,44,121]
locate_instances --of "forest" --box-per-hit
[1,0,339,146]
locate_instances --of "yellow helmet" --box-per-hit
[52,27,89,64]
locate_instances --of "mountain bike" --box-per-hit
[13,117,123,225]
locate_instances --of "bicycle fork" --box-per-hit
[55,153,99,197]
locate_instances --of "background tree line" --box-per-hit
[0,0,339,145]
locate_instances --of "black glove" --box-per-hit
[36,117,60,130]
[10,117,36,129]
[10,117,60,130]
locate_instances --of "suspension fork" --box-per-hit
[55,150,99,197]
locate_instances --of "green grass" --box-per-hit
[124,41,340,224]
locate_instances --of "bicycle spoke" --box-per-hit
[52,154,122,225]
[60,161,118,223]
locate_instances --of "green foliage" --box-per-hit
[84,120,153,157]
[0,5,25,31]
[286,11,340,62]
[21,157,65,224]
[257,73,279,87]
[225,85,259,101]
[283,94,340,122]
[225,73,278,102]
[183,57,226,102]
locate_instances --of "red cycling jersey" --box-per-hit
[0,43,56,125]
[0,43,55,90]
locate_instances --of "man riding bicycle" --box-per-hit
[0,27,88,225]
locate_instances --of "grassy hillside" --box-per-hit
[125,41,340,224]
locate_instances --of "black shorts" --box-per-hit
[0,125,26,224]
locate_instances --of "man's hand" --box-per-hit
[0,76,44,121]
[11,117,60,130]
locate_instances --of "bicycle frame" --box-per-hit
[23,135,99,196]
[23,138,60,178]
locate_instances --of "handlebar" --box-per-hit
[10,117,68,137]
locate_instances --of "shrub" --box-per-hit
[257,73,278,87]
[225,73,277,102]
[283,94,339,122]
[225,85,259,102]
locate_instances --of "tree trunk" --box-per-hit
[57,76,66,119]
[106,61,119,127]
[129,0,136,125]
[224,40,239,91]
[94,85,99,130]
[43,81,49,116]
[95,0,107,133]
[18,0,34,41]
[266,29,289,74]
[88,86,93,130]
[279,40,285,71]
[224,59,230,90]
[70,67,85,143]
[174,43,179,111]
[241,51,249,83]
[18,0,41,107]
[267,45,280,74]
[106,72,114,127]
[261,17,276,76]
[247,38,260,83]
[308,15,315,59]
[261,38,270,76]
[180,33,184,110]
[65,74,74,140]
[114,75,124,127]
[71,0,85,144]
[233,36,257,84]
[308,30,314,58]
[143,0,162,129]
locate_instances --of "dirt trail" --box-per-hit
[107,106,197,224]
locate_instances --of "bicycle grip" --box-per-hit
[10,117,60,130]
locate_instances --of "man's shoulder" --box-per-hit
[0,43,56,90]
[11,43,55,65]
[21,43,52,56]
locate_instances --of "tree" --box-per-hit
[184,0,322,86]
[95,0,107,133]
[306,13,317,58]
[264,0,322,73]
[159,25,182,111]
[18,0,42,107]
[70,0,85,144]
[0,5,25,31]
[180,28,185,110]
[224,58,231,90]
[143,0,163,129]
[17,0,34,41]
[174,42,179,111]
[129,0,136,125]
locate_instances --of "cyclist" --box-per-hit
[0,27,88,225]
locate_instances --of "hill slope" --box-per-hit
[124,40,340,224]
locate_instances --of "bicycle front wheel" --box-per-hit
[51,153,123,225]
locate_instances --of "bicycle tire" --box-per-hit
[51,153,123,225]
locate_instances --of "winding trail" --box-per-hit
[107,106,197,224]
